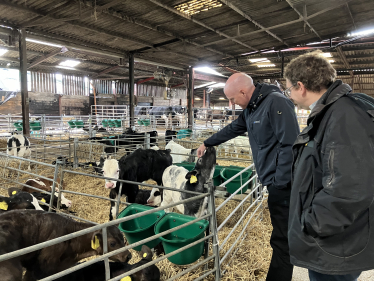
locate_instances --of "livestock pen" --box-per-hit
[0,131,270,280]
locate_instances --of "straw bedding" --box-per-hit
[0,139,271,281]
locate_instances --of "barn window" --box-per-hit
[174,0,222,15]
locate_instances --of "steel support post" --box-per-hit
[129,53,135,128]
[19,28,30,136]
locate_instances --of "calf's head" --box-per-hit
[146,188,162,206]
[102,159,120,189]
[186,146,216,182]
[90,225,131,263]
[1,188,44,211]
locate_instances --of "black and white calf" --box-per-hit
[6,134,31,157]
[165,140,197,163]
[0,187,43,213]
[7,134,31,169]
[102,148,172,220]
[158,146,216,217]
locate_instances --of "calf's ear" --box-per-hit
[139,245,153,261]
[8,187,22,197]
[0,197,9,211]
[185,170,199,180]
[91,231,103,253]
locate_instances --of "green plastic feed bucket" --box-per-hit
[67,120,76,129]
[13,121,23,131]
[30,121,42,131]
[101,119,109,128]
[137,119,143,125]
[213,165,225,187]
[75,120,84,129]
[155,213,209,265]
[114,119,122,127]
[108,119,116,128]
[174,162,195,171]
[118,204,165,251]
[177,129,192,139]
[220,167,252,194]
[142,119,150,126]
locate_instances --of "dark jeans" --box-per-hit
[266,185,293,281]
[309,270,361,281]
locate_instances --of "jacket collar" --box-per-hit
[294,80,352,146]
[309,80,352,119]
[247,83,281,111]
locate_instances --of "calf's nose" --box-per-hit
[105,182,114,189]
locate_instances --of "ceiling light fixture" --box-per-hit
[194,66,225,77]
[195,97,201,100]
[257,64,276,68]
[59,60,80,68]
[219,97,225,100]
[249,58,270,63]
[349,28,374,37]
[0,49,8,56]
[323,53,332,58]
[329,60,335,63]
[26,38,63,48]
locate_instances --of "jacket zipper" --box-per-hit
[328,149,335,186]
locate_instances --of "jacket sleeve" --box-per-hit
[204,113,247,147]
[303,101,374,237]
[269,98,300,188]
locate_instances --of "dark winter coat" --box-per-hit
[289,80,374,274]
[204,83,299,188]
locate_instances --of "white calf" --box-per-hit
[165,140,197,163]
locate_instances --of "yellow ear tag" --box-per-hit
[0,201,8,210]
[143,253,147,258]
[120,277,132,281]
[41,198,46,203]
[89,164,92,166]
[190,175,197,184]
[91,235,100,250]
[12,191,17,195]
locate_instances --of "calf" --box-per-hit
[160,146,216,217]
[102,149,172,220]
[146,188,162,206]
[6,134,31,158]
[165,130,178,144]
[7,134,31,170]
[135,189,161,206]
[55,245,160,281]
[0,187,43,213]
[165,140,197,163]
[88,137,119,155]
[22,177,72,209]
[0,210,130,281]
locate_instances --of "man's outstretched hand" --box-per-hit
[197,144,206,158]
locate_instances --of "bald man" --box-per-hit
[197,73,299,281]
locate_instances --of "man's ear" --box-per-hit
[91,231,103,253]
[185,170,198,180]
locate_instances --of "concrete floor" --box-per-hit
[292,267,374,281]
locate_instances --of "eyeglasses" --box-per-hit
[283,85,295,98]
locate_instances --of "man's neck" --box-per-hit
[306,89,326,108]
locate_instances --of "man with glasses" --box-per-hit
[196,73,299,281]
[285,51,374,281]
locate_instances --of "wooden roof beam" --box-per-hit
[285,0,321,40]
[147,0,259,52]
[219,0,288,46]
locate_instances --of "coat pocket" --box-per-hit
[313,209,370,257]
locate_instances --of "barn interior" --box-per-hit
[0,0,374,280]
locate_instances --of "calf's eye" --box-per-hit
[110,241,116,247]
